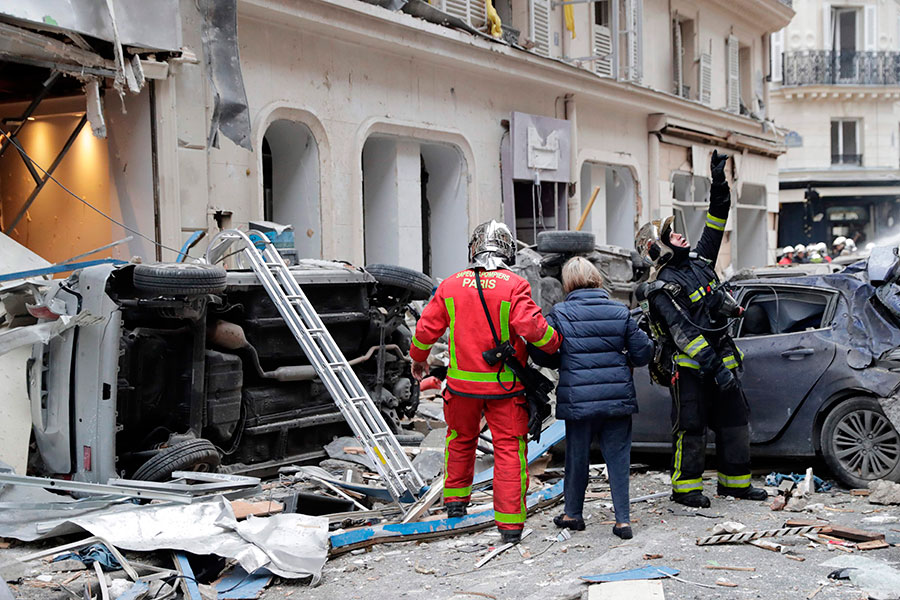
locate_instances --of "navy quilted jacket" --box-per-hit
[544,288,654,420]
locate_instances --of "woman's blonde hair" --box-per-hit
[562,256,603,295]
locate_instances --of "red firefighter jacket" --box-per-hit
[410,268,561,397]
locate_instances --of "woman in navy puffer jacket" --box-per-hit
[540,257,653,539]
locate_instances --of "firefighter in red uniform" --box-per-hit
[409,221,561,544]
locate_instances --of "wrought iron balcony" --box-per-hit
[783,51,900,86]
[831,154,863,166]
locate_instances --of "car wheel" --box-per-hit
[820,397,900,488]
[536,231,595,254]
[133,263,227,295]
[365,264,434,301]
[132,439,221,482]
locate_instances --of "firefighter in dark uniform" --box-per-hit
[635,151,767,508]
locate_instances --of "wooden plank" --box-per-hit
[704,565,755,572]
[588,580,665,600]
[230,500,284,520]
[857,539,890,551]
[818,525,884,542]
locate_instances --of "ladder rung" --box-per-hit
[285,295,303,301]
[328,362,347,369]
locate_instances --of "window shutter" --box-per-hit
[440,0,486,30]
[593,22,614,77]
[625,0,642,82]
[673,20,684,95]
[530,0,551,57]
[823,2,833,50]
[727,34,740,113]
[865,5,876,51]
[699,52,712,105]
[771,29,784,83]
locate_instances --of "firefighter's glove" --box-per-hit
[711,150,729,185]
[527,396,551,443]
[713,363,738,393]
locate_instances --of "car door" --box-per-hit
[734,285,838,443]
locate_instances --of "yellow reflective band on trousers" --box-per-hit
[495,436,528,524]
[717,472,751,488]
[685,335,709,358]
[706,212,726,231]
[411,335,433,352]
[671,431,703,493]
[443,429,471,498]
[533,325,556,348]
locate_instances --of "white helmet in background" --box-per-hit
[781,245,795,255]
[795,243,806,253]
[845,239,857,253]
[865,242,876,252]
[833,236,847,248]
[817,242,828,253]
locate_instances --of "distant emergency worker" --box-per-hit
[635,151,767,508]
[832,236,847,258]
[793,244,807,263]
[409,221,561,544]
[778,246,794,266]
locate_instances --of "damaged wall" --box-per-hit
[0,93,155,264]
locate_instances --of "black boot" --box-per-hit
[553,514,586,531]
[717,485,767,500]
[500,529,522,544]
[671,491,711,508]
[446,501,468,518]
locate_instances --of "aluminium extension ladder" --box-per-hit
[205,229,425,506]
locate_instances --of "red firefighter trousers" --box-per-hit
[443,391,529,530]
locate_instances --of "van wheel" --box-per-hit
[132,439,221,482]
[820,397,900,488]
[133,263,227,296]
[366,264,434,301]
[536,231,596,254]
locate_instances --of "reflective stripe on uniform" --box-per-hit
[500,300,511,342]
[445,486,471,497]
[672,431,704,493]
[411,336,433,352]
[444,429,460,498]
[706,212,726,231]
[689,289,704,303]
[674,353,700,369]
[722,347,744,370]
[448,367,517,382]
[685,335,709,358]
[496,436,529,524]
[717,472,751,488]
[445,297,458,370]
[533,325,556,348]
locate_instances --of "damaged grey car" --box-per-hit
[26,257,432,484]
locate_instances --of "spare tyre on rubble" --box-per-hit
[536,231,596,254]
[133,262,227,295]
[366,264,434,301]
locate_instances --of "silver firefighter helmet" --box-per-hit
[635,216,677,268]
[468,220,516,271]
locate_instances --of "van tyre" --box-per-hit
[536,231,596,254]
[820,397,900,488]
[366,264,434,301]
[133,263,227,296]
[132,439,221,482]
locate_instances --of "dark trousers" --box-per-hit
[670,367,751,495]
[563,416,632,523]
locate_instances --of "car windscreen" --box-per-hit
[740,290,829,336]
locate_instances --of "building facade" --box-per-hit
[0,0,792,277]
[770,0,900,250]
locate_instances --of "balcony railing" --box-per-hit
[783,51,900,86]
[831,154,863,166]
